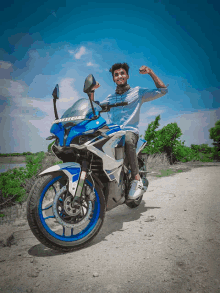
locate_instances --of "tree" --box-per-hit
[144,115,160,144]
[209,120,220,159]
[142,115,183,163]
[157,122,182,164]
[191,143,212,154]
[209,120,220,150]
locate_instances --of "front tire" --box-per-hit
[27,172,105,252]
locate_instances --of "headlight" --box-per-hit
[71,135,89,145]
[78,136,89,145]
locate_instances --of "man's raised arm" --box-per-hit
[139,65,167,89]
[139,65,168,103]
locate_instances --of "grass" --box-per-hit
[156,169,183,177]
[141,153,186,178]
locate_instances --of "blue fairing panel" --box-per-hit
[136,138,147,154]
[50,123,65,146]
[50,116,107,147]
[65,116,106,146]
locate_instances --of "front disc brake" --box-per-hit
[52,185,93,229]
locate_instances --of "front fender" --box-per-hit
[39,162,81,176]
[39,162,81,197]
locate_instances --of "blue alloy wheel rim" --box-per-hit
[38,175,101,242]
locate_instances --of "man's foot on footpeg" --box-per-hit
[128,179,144,200]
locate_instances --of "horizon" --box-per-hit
[1,0,219,153]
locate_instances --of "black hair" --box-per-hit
[109,63,130,77]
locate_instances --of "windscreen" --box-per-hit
[59,98,102,125]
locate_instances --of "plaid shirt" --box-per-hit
[100,86,168,135]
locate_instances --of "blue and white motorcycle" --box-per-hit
[27,74,149,252]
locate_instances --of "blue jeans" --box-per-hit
[124,131,139,180]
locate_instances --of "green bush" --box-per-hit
[142,115,216,163]
[142,115,183,163]
[0,152,45,203]
[0,167,28,202]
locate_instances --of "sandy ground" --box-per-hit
[0,163,220,293]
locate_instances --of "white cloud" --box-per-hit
[138,107,165,126]
[87,62,94,67]
[145,107,165,117]
[0,78,28,100]
[68,50,75,54]
[86,62,98,67]
[74,46,86,59]
[59,78,82,105]
[0,61,12,70]
[0,73,84,153]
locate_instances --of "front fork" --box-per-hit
[72,161,89,204]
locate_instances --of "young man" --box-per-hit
[93,63,168,200]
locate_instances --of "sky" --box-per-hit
[0,0,220,153]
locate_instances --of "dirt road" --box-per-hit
[0,165,220,293]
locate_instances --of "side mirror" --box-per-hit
[83,74,96,94]
[52,84,59,99]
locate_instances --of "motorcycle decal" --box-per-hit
[52,116,85,124]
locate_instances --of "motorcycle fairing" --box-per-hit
[50,123,65,146]
[39,162,81,197]
[50,116,106,147]
[105,124,121,135]
[86,130,126,182]
[66,116,106,146]
[136,138,147,154]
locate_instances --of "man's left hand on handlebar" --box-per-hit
[92,82,101,91]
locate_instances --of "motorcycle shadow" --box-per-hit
[92,200,160,245]
[28,200,160,257]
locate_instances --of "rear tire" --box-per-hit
[125,194,143,208]
[27,172,105,252]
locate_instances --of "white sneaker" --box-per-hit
[128,179,144,200]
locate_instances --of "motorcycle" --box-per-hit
[26,74,149,252]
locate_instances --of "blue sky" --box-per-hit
[0,0,219,153]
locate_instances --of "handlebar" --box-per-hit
[100,101,128,112]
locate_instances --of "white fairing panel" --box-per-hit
[87,131,126,182]
[39,162,80,176]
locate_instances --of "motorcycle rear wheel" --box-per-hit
[27,172,105,252]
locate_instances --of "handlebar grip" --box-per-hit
[100,101,128,112]
[114,102,128,107]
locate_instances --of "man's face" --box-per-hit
[113,68,129,86]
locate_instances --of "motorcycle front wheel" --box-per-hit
[27,172,105,252]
